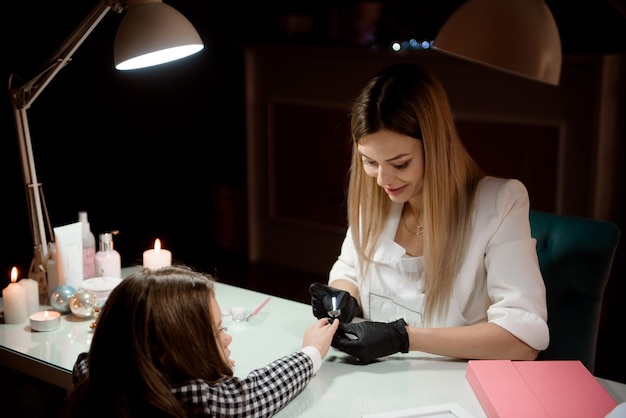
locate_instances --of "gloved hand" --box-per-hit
[309,283,361,323]
[332,319,409,363]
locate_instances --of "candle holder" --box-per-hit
[29,310,61,332]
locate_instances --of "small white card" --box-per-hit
[361,402,475,418]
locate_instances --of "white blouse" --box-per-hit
[328,177,549,351]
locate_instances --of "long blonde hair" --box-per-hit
[348,63,484,323]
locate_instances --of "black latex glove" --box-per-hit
[309,283,361,323]
[332,319,409,363]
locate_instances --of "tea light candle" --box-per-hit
[143,238,172,270]
[19,277,39,315]
[2,267,28,324]
[29,310,61,332]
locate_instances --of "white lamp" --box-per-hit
[8,0,203,290]
[114,1,204,70]
[432,0,562,86]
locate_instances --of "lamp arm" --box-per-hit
[8,0,124,289]
[12,1,126,109]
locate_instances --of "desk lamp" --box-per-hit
[8,0,204,291]
[432,0,562,86]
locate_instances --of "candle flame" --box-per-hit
[154,238,162,251]
[10,267,18,284]
[44,311,49,320]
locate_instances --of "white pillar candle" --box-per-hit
[18,277,40,315]
[143,238,172,270]
[2,267,28,324]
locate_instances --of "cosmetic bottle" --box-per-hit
[46,241,59,296]
[95,232,121,278]
[79,211,96,278]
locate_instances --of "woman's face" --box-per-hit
[357,129,425,203]
[210,294,234,366]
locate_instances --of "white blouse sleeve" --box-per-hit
[482,179,549,350]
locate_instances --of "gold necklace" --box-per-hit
[402,205,424,236]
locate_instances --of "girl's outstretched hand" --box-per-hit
[303,317,340,359]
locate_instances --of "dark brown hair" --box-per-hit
[63,265,232,417]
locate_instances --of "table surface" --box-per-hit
[2,276,625,418]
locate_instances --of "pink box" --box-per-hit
[466,360,618,418]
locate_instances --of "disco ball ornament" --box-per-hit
[69,290,98,319]
[49,285,77,314]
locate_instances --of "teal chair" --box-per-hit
[529,210,620,373]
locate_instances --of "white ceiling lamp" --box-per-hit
[433,0,562,86]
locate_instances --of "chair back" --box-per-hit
[530,210,620,373]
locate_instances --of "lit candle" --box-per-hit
[2,267,28,324]
[143,238,172,270]
[29,310,61,332]
[18,276,39,315]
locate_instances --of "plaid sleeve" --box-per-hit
[72,352,89,385]
[174,351,315,417]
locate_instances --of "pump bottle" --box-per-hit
[95,232,121,278]
[79,211,96,278]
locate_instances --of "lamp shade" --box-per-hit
[432,0,561,85]
[114,1,204,70]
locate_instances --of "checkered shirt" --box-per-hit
[72,350,314,417]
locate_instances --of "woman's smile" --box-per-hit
[384,184,408,196]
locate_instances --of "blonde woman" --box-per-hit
[310,63,548,363]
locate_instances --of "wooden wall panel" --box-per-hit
[245,45,621,276]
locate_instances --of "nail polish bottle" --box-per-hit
[95,232,121,278]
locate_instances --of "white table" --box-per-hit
[2,277,626,417]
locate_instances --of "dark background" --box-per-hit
[2,0,626,278]
[2,0,626,389]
